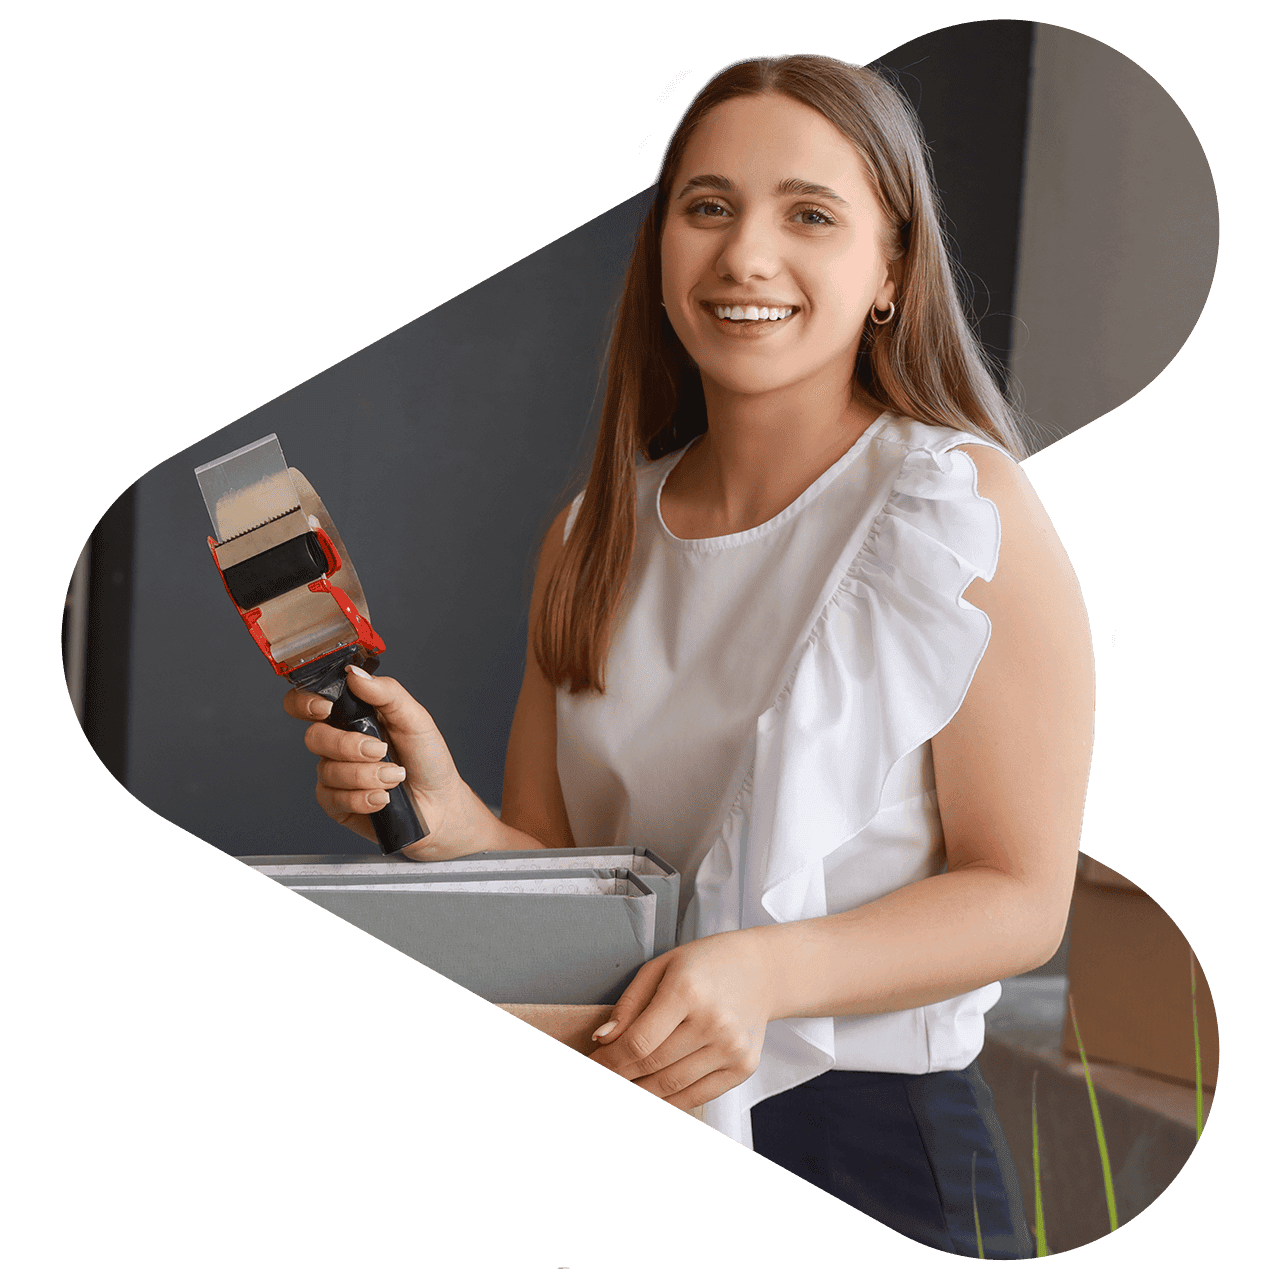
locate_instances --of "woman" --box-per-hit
[286,56,1092,1258]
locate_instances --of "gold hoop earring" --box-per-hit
[870,301,896,326]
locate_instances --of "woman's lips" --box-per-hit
[700,301,798,336]
[711,304,794,321]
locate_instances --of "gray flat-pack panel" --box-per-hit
[294,868,656,1004]
[242,845,679,956]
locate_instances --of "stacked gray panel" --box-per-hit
[240,845,680,956]
[292,868,654,1004]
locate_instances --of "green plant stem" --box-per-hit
[1031,1070,1048,1256]
[1068,992,1118,1232]
[971,1150,985,1259]
[1191,947,1204,1141]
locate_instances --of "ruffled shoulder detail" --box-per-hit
[756,435,1000,921]
[693,430,1004,1146]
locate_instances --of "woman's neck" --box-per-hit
[662,374,884,540]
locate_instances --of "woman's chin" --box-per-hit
[695,357,834,403]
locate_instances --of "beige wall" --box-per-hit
[1011,25,1218,448]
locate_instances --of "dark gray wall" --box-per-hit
[126,191,649,855]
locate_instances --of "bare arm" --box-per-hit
[762,443,1093,1016]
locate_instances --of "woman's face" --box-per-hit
[660,92,898,401]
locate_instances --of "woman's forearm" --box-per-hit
[461,797,551,853]
[759,864,1070,1022]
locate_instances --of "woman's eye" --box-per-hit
[689,200,730,218]
[794,206,836,227]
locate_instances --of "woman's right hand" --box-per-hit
[282,665,486,860]
[286,498,578,860]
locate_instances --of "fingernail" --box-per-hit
[347,664,374,681]
[367,790,389,808]
[378,765,406,784]
[307,698,332,718]
[591,1020,617,1041]
[359,738,388,760]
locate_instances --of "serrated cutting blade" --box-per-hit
[195,434,301,543]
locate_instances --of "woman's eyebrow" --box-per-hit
[676,173,734,198]
[674,174,849,206]
[775,177,849,205]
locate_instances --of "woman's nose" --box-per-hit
[714,211,780,283]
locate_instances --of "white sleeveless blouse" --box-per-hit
[556,413,1005,1148]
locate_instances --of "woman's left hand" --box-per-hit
[588,929,780,1110]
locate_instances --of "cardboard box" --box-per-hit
[498,1003,614,1055]
[499,1003,705,1122]
[1063,862,1218,1089]
[1075,853,1141,892]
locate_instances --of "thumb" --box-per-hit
[344,665,439,737]
[343,664,461,796]
[591,952,673,1046]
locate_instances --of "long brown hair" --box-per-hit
[535,55,1026,694]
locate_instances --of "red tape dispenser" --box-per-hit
[195,434,426,854]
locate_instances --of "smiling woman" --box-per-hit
[286,54,1092,1259]
[658,93,903,536]
[663,96,898,405]
[535,58,1026,692]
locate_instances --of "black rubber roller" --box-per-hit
[223,532,329,610]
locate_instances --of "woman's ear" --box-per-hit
[878,256,903,310]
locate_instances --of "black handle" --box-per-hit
[327,675,428,855]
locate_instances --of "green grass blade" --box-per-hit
[971,1150,985,1259]
[1068,992,1118,1232]
[1031,1070,1048,1256]
[1191,947,1204,1141]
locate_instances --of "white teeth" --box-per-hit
[712,305,794,321]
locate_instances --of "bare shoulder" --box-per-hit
[950,443,1078,607]
[951,442,1040,519]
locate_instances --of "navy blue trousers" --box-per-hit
[751,1062,1033,1259]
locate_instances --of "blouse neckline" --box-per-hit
[653,411,892,551]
